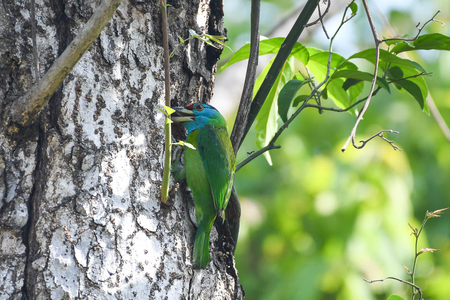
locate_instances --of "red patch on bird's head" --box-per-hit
[186,103,195,110]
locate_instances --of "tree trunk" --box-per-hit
[0,0,243,299]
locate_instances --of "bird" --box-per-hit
[171,103,236,269]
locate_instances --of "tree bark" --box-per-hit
[0,0,243,299]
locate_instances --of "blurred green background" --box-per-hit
[212,0,450,299]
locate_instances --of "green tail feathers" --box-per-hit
[193,223,213,269]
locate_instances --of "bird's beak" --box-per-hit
[171,107,195,122]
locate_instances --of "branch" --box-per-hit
[230,0,260,155]
[236,144,280,172]
[239,0,318,149]
[341,7,441,152]
[427,95,450,143]
[305,0,331,39]
[358,130,401,151]
[341,0,381,152]
[364,276,423,300]
[5,0,123,128]
[236,1,357,171]
[306,71,431,114]
[381,10,442,44]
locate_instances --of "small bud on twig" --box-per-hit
[401,264,412,276]
[426,207,449,219]
[417,248,440,256]
[408,223,418,237]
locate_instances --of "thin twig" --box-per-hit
[341,0,381,152]
[427,94,450,143]
[5,0,123,128]
[305,0,331,28]
[341,7,442,152]
[306,0,330,39]
[230,0,260,155]
[382,10,442,44]
[364,277,423,300]
[410,213,428,299]
[306,88,381,113]
[305,71,431,113]
[358,130,400,151]
[236,144,281,172]
[160,0,171,203]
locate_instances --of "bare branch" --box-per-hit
[230,0,260,155]
[342,6,441,152]
[341,0,381,152]
[306,71,431,113]
[305,0,331,29]
[236,144,281,172]
[382,10,442,44]
[427,95,450,143]
[364,276,423,300]
[5,0,123,129]
[305,0,331,39]
[355,130,401,151]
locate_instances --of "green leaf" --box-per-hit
[391,33,450,53]
[293,95,309,107]
[278,79,309,122]
[183,142,196,150]
[255,56,294,165]
[394,80,424,107]
[194,35,218,48]
[349,2,358,15]
[387,295,404,300]
[171,141,196,150]
[162,104,175,115]
[219,37,309,72]
[307,48,357,69]
[347,80,364,105]
[349,48,427,73]
[342,78,360,90]
[331,69,391,93]
[189,29,200,37]
[202,34,232,51]
[388,65,429,113]
[307,51,354,110]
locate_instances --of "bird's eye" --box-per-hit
[194,104,204,111]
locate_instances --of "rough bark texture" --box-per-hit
[0,0,243,299]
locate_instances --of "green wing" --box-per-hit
[197,124,236,214]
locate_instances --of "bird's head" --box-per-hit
[171,103,227,134]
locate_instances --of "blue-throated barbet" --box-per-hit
[172,103,236,269]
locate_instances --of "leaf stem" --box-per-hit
[410,214,429,300]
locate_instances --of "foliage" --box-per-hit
[222,30,446,163]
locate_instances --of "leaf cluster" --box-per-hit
[222,32,450,164]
